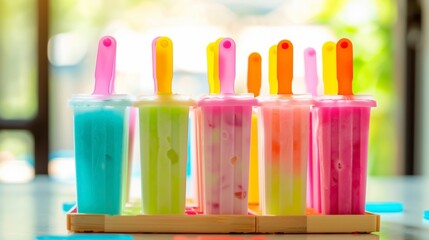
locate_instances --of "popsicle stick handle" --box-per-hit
[219,38,236,94]
[268,45,278,95]
[322,41,338,95]
[213,38,223,94]
[206,42,217,94]
[336,38,353,95]
[93,36,116,95]
[277,40,293,95]
[155,37,173,94]
[247,52,262,97]
[304,48,318,96]
[152,37,160,92]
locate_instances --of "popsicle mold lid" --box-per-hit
[313,95,376,108]
[257,94,313,106]
[133,94,195,107]
[197,93,257,107]
[69,94,132,108]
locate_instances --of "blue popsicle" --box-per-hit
[70,36,130,215]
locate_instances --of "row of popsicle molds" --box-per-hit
[70,36,376,216]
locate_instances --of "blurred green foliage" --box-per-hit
[316,0,398,175]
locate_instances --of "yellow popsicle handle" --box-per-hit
[268,45,278,95]
[155,37,173,94]
[212,38,223,94]
[247,52,262,97]
[322,41,338,95]
[206,42,216,94]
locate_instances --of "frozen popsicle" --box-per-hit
[314,38,376,215]
[258,40,312,215]
[135,37,194,214]
[303,47,320,213]
[199,38,257,214]
[247,52,262,206]
[70,36,131,215]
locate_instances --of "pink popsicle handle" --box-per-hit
[219,38,236,94]
[93,36,116,95]
[152,37,160,92]
[304,48,318,96]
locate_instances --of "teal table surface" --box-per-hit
[1,176,429,240]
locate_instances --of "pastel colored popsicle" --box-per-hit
[303,47,320,212]
[247,52,261,206]
[316,38,376,215]
[71,36,130,215]
[259,40,310,215]
[199,38,256,214]
[137,36,194,214]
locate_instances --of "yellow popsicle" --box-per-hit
[247,52,261,205]
[212,38,223,94]
[206,42,216,94]
[322,41,338,95]
[268,45,278,94]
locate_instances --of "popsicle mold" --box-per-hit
[314,95,376,215]
[258,95,312,215]
[70,36,131,215]
[198,38,257,214]
[198,94,256,214]
[136,37,195,214]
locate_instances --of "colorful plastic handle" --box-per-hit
[212,38,223,94]
[322,41,337,95]
[93,36,116,95]
[155,37,173,94]
[218,38,236,94]
[268,44,278,95]
[336,38,353,95]
[277,40,293,94]
[206,42,220,94]
[152,37,160,92]
[247,52,262,97]
[304,48,318,96]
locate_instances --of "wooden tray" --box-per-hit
[67,211,380,234]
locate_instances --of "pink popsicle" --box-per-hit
[199,38,256,214]
[303,47,321,213]
[316,38,376,214]
[316,99,374,214]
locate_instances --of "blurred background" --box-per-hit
[0,0,424,183]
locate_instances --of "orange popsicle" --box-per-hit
[336,38,353,95]
[277,40,293,95]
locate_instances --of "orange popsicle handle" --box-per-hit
[336,38,353,95]
[277,40,293,94]
[247,52,262,97]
